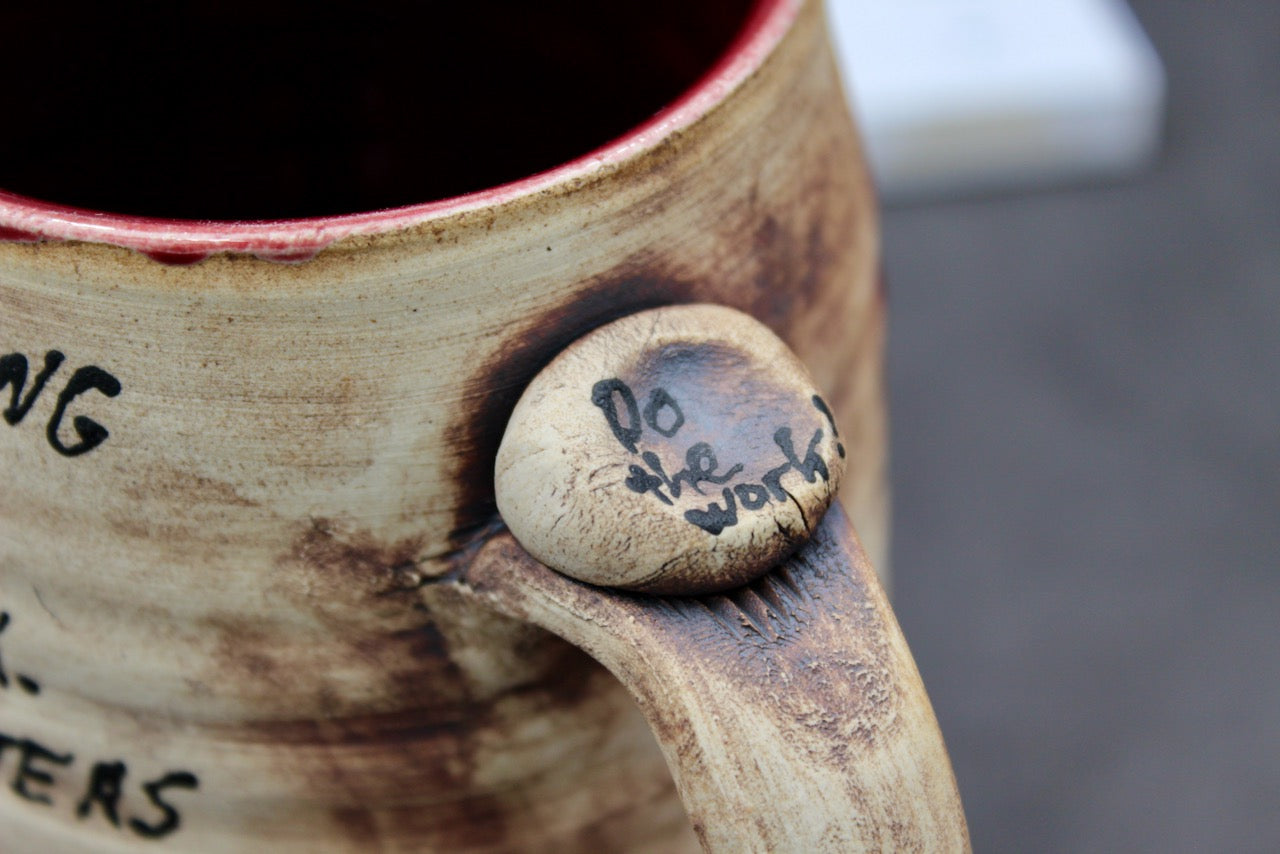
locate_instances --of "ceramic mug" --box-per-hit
[0,0,965,850]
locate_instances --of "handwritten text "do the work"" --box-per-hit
[590,379,842,536]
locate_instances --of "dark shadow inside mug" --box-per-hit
[2,0,757,221]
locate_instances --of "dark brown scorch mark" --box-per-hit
[211,621,613,850]
[287,516,429,599]
[196,517,453,719]
[445,191,849,544]
[445,262,698,540]
[196,513,635,850]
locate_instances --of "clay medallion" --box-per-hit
[495,304,846,594]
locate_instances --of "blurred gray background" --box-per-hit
[883,2,1278,851]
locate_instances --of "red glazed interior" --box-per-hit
[0,0,795,261]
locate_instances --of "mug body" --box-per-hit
[0,0,884,848]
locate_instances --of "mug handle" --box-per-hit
[458,305,969,852]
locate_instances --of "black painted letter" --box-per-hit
[1,351,65,425]
[733,483,771,510]
[684,488,739,535]
[46,366,122,457]
[625,463,672,505]
[10,737,74,805]
[773,426,829,485]
[0,611,9,688]
[812,395,845,459]
[128,771,199,839]
[643,388,684,437]
[591,379,642,453]
[77,760,128,827]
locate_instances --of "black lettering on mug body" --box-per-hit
[1,351,65,425]
[0,611,40,695]
[0,607,198,839]
[0,349,121,456]
[77,761,128,827]
[46,366,123,457]
[3,735,74,805]
[128,771,200,839]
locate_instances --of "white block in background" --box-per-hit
[826,0,1167,202]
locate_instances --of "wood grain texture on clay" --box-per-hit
[457,503,970,853]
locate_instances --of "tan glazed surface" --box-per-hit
[0,1,962,850]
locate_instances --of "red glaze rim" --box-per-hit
[0,0,796,264]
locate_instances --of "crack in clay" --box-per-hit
[783,488,810,534]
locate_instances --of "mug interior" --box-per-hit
[2,1,757,221]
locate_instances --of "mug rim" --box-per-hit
[0,0,797,263]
